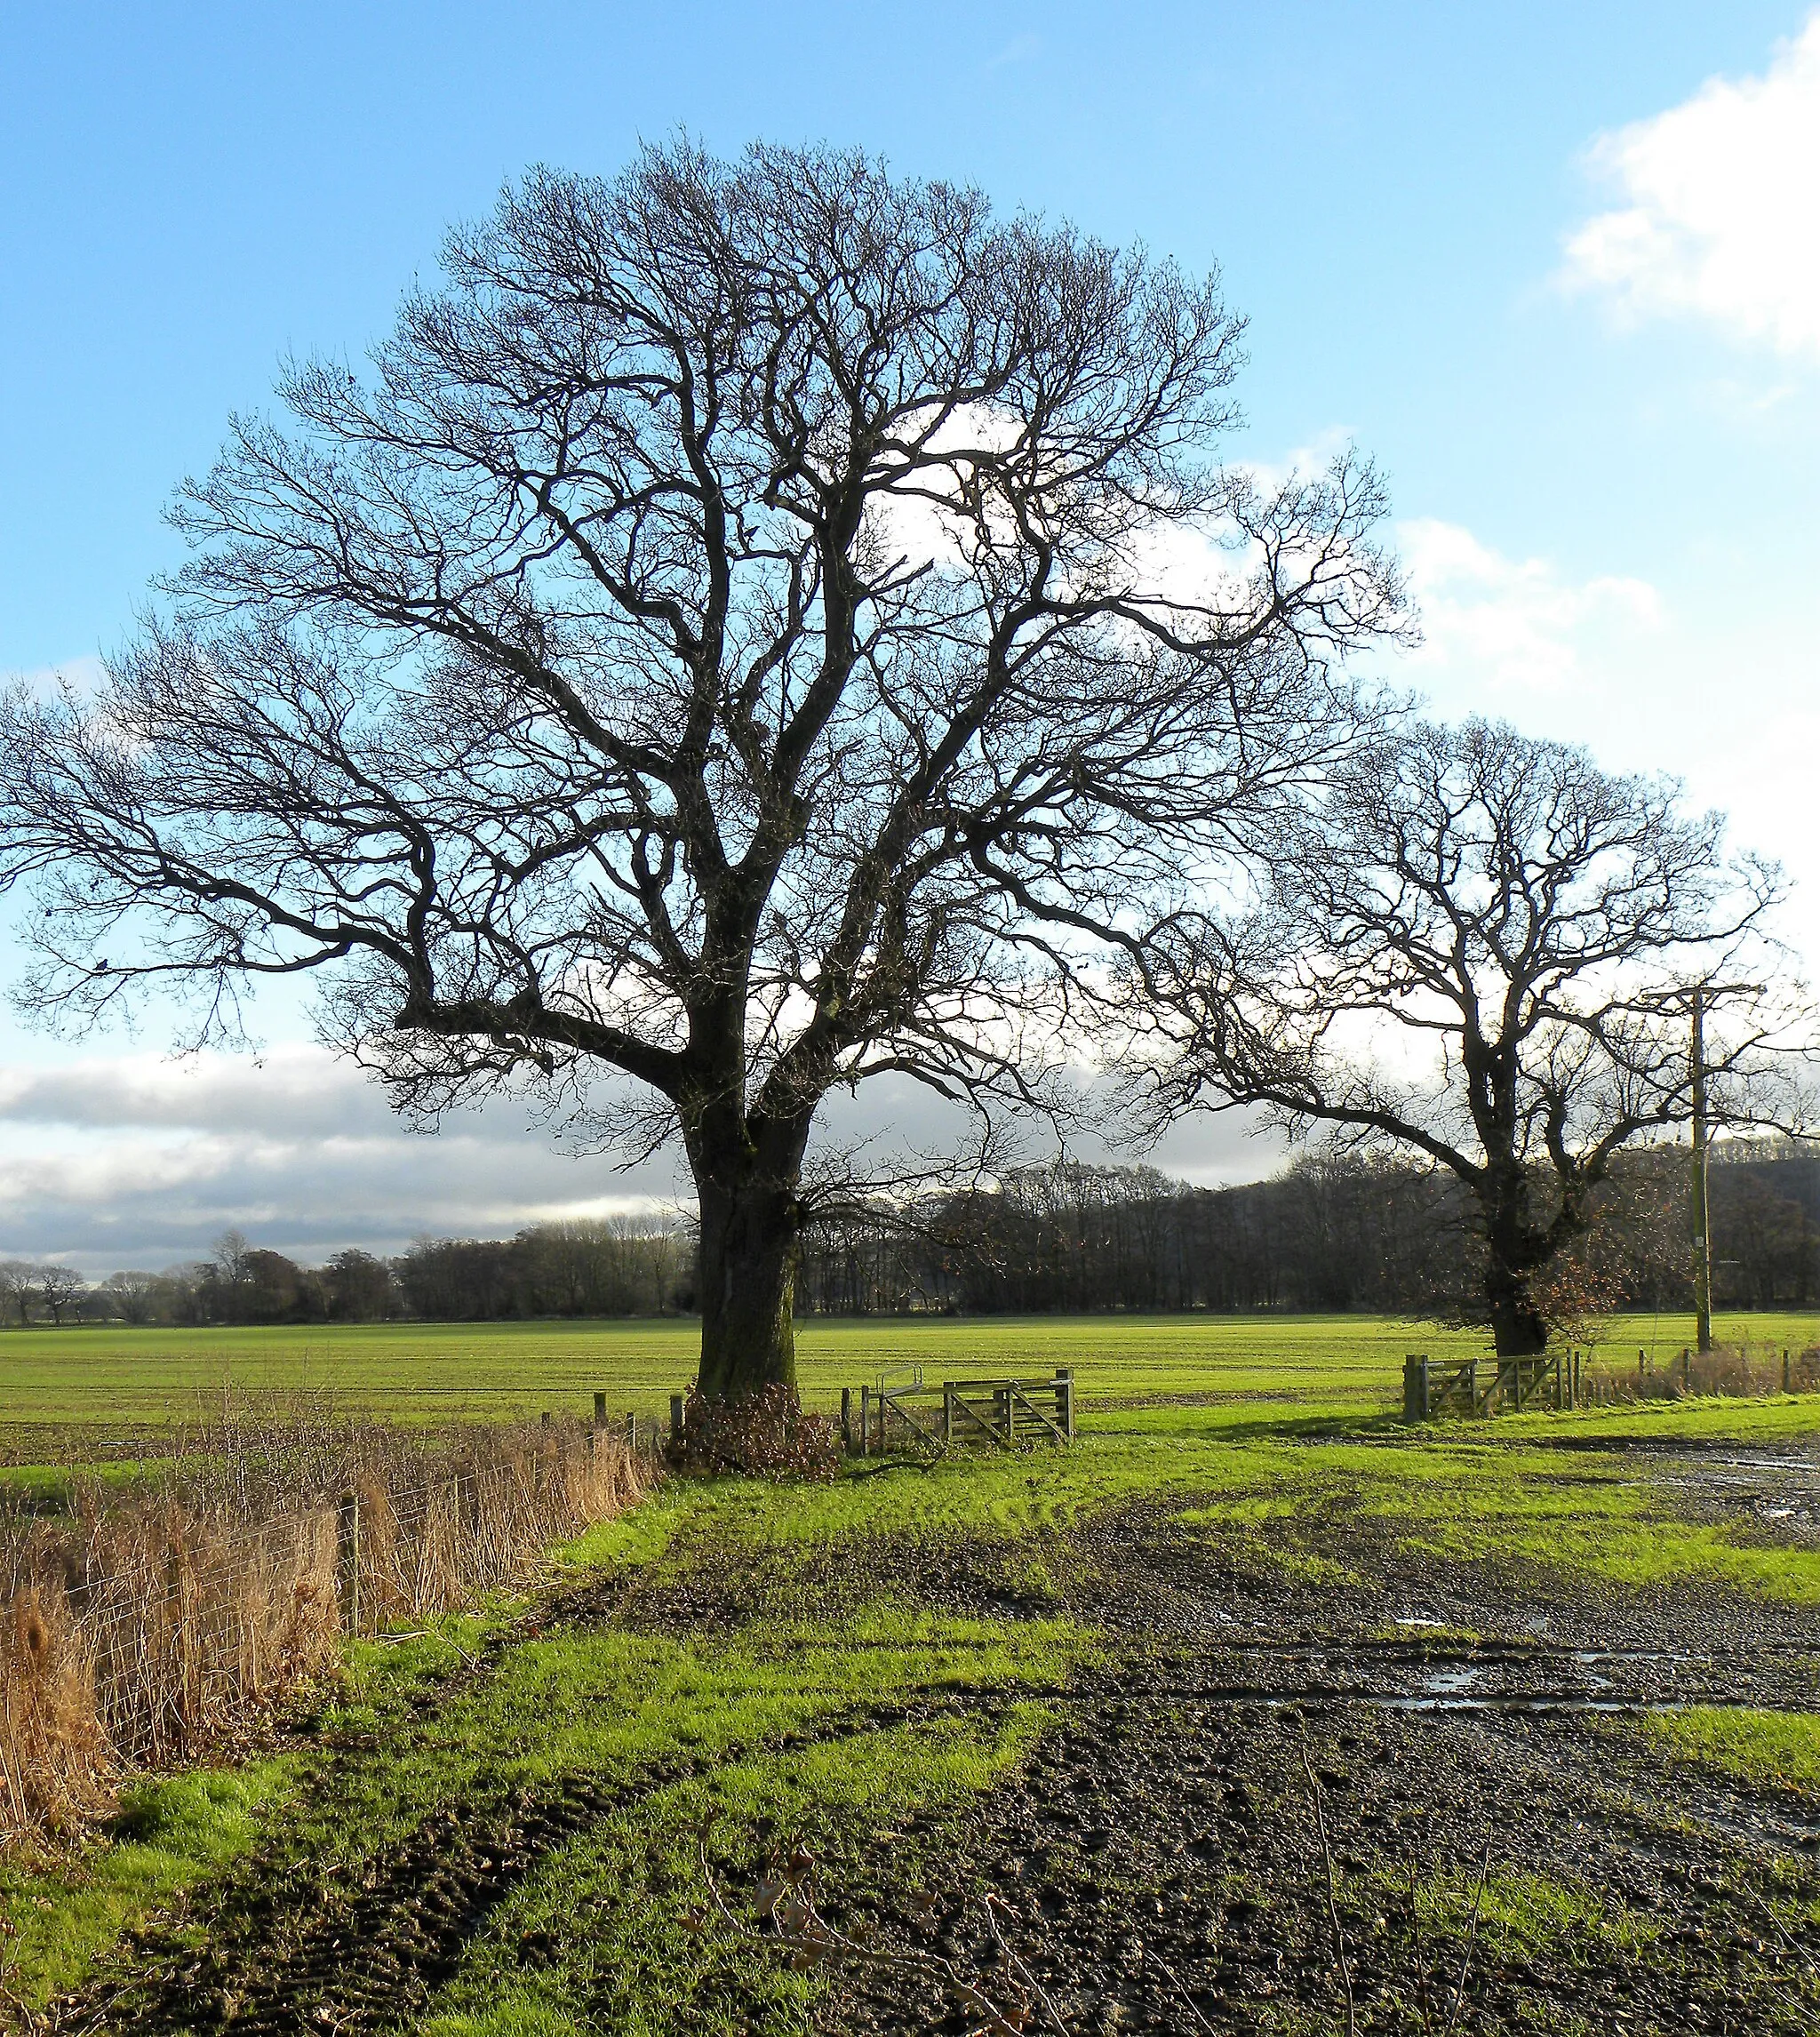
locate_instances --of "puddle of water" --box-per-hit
[1573,1648,1715,1667]
[1422,1666,1483,1695]
[1190,1690,1794,1718]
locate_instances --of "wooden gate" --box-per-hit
[1404,1351,1567,1420]
[849,1371,1075,1456]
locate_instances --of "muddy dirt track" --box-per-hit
[818,1493,1820,2036]
[37,1446,1820,2037]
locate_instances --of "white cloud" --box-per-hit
[1396,517,1663,696]
[1561,12,1820,358]
[1380,523,1820,980]
[0,1043,690,1271]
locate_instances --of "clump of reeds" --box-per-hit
[0,1399,651,1850]
[0,1586,112,1841]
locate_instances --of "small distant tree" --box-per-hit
[0,1260,39,1327]
[156,1263,212,1326]
[0,141,1402,1399]
[100,1268,162,1325]
[36,1263,85,1326]
[196,1228,253,1323]
[1147,717,1812,1354]
[323,1247,396,1322]
[240,1248,320,1322]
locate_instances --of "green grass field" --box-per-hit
[7,1306,1820,2028]
[0,1308,1815,1434]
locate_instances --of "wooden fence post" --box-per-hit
[943,1383,954,1448]
[859,1385,870,1458]
[337,1490,361,1635]
[841,1386,852,1455]
[1055,1368,1074,1442]
[594,1391,607,1426]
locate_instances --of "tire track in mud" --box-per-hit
[48,1697,984,2036]
[39,1475,1820,2034]
[41,1520,1025,2033]
[822,1684,1820,2037]
[41,1537,1001,2035]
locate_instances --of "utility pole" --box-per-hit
[1690,985,1712,1357]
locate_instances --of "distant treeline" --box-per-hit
[795,1143,1820,1319]
[0,1218,687,1328]
[4,1142,1816,1328]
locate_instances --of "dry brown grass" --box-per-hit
[1583,1342,1820,1404]
[0,1401,651,1849]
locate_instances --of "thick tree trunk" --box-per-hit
[1479,1157,1553,1357]
[1483,1225,1550,1356]
[694,1171,802,1402]
[1487,1282,1549,1357]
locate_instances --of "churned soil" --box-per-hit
[807,1484,1820,2036]
[32,1446,1820,2036]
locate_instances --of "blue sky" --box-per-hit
[4,3,1818,1267]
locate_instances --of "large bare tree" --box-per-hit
[1141,716,1809,1354]
[0,142,1403,1398]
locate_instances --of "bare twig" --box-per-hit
[1300,1737,1358,2037]
[697,1833,1037,2037]
[981,1889,1071,2037]
[1148,1948,1221,2035]
[1438,1832,1493,2037]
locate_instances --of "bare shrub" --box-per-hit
[0,1402,651,1849]
[667,1384,841,1481]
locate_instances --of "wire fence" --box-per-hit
[0,1406,655,1850]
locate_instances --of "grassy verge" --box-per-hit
[0,1470,1082,2020]
[0,1761,303,2003]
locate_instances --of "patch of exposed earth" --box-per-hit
[815,1686,1820,2037]
[33,1452,1820,2036]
